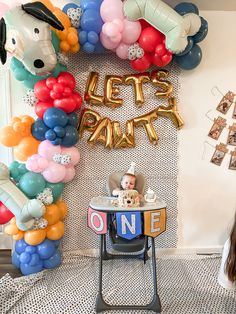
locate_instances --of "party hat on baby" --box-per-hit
[126,162,135,175]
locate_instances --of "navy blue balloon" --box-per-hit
[175,2,199,15]
[15,239,28,254]
[45,129,57,141]
[175,44,202,70]
[94,41,106,53]
[63,3,79,14]
[31,119,48,141]
[68,112,78,127]
[176,38,194,56]
[51,137,62,146]
[81,9,103,33]
[80,0,103,10]
[43,108,68,128]
[61,125,78,147]
[37,239,56,260]
[54,126,66,138]
[43,250,61,269]
[20,260,43,276]
[12,251,20,268]
[192,17,208,43]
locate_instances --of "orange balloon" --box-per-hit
[17,137,40,159]
[47,221,65,240]
[54,10,71,28]
[24,229,47,246]
[13,230,24,241]
[44,204,61,225]
[56,200,68,220]
[0,126,22,146]
[4,223,19,235]
[67,32,78,45]
[71,44,80,53]
[60,41,70,52]
[20,115,35,125]
[38,0,55,11]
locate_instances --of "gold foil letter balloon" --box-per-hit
[112,120,135,148]
[156,97,184,129]
[104,75,123,109]
[88,118,113,149]
[133,110,159,144]
[151,70,173,99]
[78,109,102,138]
[124,73,150,107]
[84,72,104,106]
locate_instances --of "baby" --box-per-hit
[112,162,143,207]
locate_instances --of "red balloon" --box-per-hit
[35,101,54,119]
[54,98,76,113]
[46,77,57,89]
[139,27,164,52]
[151,51,172,67]
[34,80,51,102]
[71,93,83,110]
[0,202,14,225]
[139,19,150,29]
[58,72,76,90]
[131,52,152,71]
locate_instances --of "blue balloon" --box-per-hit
[63,3,79,14]
[43,251,61,269]
[88,31,99,44]
[37,239,56,260]
[25,245,36,254]
[45,129,57,141]
[79,30,88,45]
[83,42,95,53]
[43,108,68,128]
[31,119,48,141]
[94,41,106,54]
[81,9,103,33]
[54,126,66,138]
[175,44,202,70]
[80,0,103,10]
[52,239,62,248]
[176,38,194,56]
[15,239,28,254]
[12,251,21,268]
[61,125,78,147]
[20,252,31,264]
[68,112,78,127]
[29,253,40,266]
[20,260,43,276]
[192,17,208,43]
[175,2,199,15]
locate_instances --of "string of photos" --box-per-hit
[205,88,236,170]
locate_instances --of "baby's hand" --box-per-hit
[112,188,121,197]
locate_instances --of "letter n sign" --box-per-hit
[116,212,142,240]
[88,207,107,234]
[144,208,166,237]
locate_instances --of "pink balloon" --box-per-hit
[43,162,66,183]
[103,22,119,37]
[100,0,124,22]
[100,32,119,50]
[61,147,80,166]
[116,43,129,59]
[122,20,142,45]
[38,140,61,160]
[26,155,48,172]
[63,167,76,183]
[0,3,9,17]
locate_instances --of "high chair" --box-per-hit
[88,171,167,313]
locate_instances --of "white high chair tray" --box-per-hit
[89,196,166,212]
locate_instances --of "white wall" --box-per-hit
[0,2,235,251]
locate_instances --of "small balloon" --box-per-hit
[175,44,202,70]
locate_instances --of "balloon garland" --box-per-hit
[0,0,208,276]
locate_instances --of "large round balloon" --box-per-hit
[175,44,202,70]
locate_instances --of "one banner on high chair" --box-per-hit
[115,212,142,240]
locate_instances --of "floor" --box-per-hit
[0,250,21,279]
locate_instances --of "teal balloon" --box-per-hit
[19,172,46,198]
[175,44,202,70]
[46,182,64,201]
[51,31,60,52]
[9,161,28,182]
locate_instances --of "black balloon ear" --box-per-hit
[0,18,7,65]
[22,2,64,31]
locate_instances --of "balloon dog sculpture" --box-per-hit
[0,163,45,231]
[0,1,64,75]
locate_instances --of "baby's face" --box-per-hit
[121,175,136,190]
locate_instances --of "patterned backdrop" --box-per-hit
[61,53,180,252]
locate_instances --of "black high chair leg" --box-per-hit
[96,234,161,313]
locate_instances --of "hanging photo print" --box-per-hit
[210,143,228,166]
[216,91,235,114]
[227,123,236,146]
[232,103,236,119]
[229,150,236,170]
[208,116,226,140]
